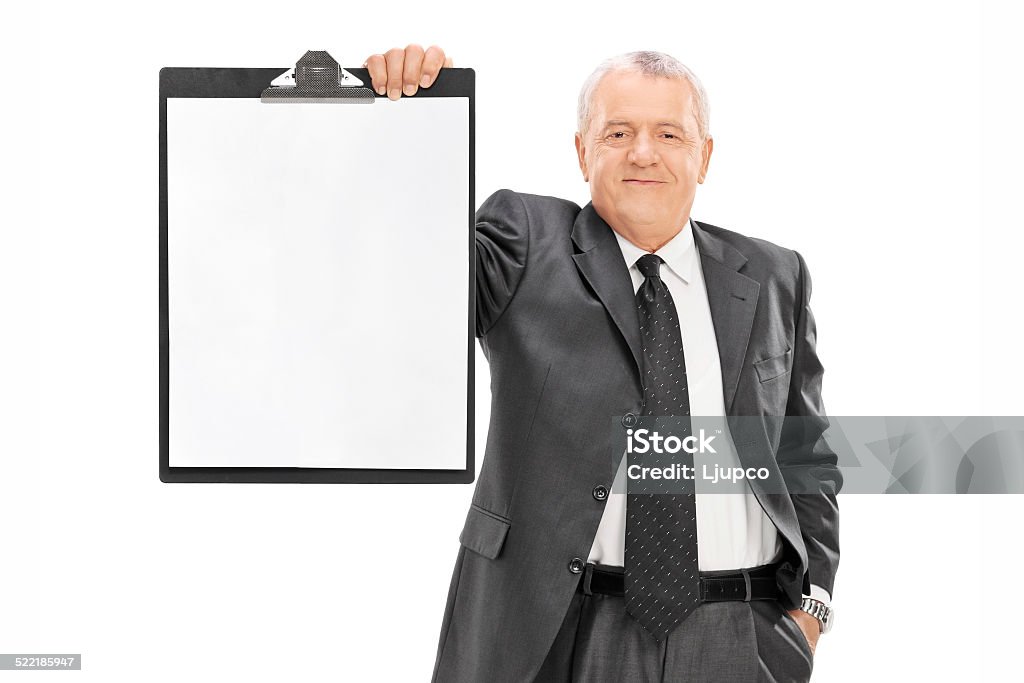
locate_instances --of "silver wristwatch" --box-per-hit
[799,597,834,634]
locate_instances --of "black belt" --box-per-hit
[578,562,783,602]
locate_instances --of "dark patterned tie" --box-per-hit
[623,253,701,641]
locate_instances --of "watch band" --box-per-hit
[799,596,834,634]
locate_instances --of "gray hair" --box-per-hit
[577,51,711,141]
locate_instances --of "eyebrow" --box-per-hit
[603,119,687,130]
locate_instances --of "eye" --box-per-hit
[608,131,627,139]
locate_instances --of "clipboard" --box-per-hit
[159,51,475,484]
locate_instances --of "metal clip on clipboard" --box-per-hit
[261,50,375,103]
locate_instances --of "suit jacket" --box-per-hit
[431,189,842,683]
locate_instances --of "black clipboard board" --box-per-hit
[159,53,475,484]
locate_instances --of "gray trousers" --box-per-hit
[533,579,814,683]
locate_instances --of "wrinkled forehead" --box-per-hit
[591,72,699,130]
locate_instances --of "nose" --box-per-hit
[627,131,658,166]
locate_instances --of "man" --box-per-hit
[365,46,841,682]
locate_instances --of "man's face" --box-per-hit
[575,70,713,237]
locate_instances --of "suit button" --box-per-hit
[621,413,638,428]
[592,485,608,501]
[568,557,585,574]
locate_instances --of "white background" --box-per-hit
[3,0,1022,681]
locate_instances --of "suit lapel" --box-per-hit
[571,204,644,378]
[571,205,761,415]
[690,220,760,414]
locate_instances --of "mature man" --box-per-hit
[365,46,841,682]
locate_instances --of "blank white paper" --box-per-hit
[167,96,470,469]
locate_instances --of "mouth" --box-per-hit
[623,179,665,186]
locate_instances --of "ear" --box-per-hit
[697,135,713,184]
[575,132,589,182]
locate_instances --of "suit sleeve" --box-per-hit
[475,189,530,338]
[777,250,842,598]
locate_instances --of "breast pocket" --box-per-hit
[753,347,793,383]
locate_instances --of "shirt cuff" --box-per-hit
[805,584,832,607]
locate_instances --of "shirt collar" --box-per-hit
[612,218,697,284]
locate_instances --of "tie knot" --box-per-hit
[636,254,664,279]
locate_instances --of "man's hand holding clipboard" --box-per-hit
[364,45,454,100]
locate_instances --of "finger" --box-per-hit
[402,43,425,96]
[444,56,454,68]
[364,54,387,96]
[420,46,446,88]
[384,47,405,100]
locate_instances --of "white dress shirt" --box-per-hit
[585,218,832,606]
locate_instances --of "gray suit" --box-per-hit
[431,189,841,682]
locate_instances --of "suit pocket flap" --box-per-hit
[753,347,793,383]
[459,505,511,560]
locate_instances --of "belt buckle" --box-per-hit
[741,568,752,602]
